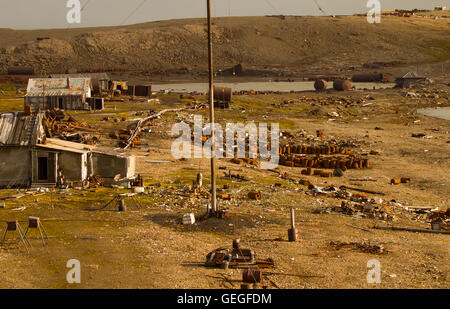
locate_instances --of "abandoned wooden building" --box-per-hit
[25,77,94,112]
[395,71,430,89]
[0,111,135,188]
[50,73,111,94]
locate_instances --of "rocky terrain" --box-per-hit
[0,14,449,77]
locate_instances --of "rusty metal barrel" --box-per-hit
[333,79,352,91]
[314,79,328,91]
[213,86,232,102]
[242,269,263,283]
[351,73,383,82]
[7,66,34,75]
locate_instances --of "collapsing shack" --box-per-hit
[0,112,135,188]
[50,73,111,95]
[395,72,430,89]
[24,77,103,112]
[127,85,152,97]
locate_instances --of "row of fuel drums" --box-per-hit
[279,145,353,155]
[314,79,352,91]
[279,154,370,170]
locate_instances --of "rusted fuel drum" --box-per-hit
[213,86,232,102]
[351,73,383,82]
[242,269,263,283]
[333,79,352,91]
[314,79,328,91]
[7,66,34,75]
[288,228,298,242]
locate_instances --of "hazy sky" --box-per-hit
[0,0,448,29]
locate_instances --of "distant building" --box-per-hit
[25,77,92,112]
[395,72,430,89]
[435,6,446,11]
[111,81,128,94]
[0,111,135,188]
[50,73,111,94]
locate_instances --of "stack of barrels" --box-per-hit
[279,145,352,155]
[279,155,370,170]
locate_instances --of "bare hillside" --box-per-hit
[0,15,449,75]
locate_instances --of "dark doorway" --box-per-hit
[58,97,63,109]
[37,157,48,181]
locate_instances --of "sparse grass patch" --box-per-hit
[0,99,24,112]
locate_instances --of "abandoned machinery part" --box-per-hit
[205,239,274,269]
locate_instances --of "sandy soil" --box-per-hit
[0,80,448,289]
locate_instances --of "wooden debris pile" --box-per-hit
[86,174,104,188]
[43,109,99,145]
[298,95,374,106]
[329,241,388,254]
[110,128,142,148]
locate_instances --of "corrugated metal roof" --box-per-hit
[37,138,93,154]
[0,112,44,146]
[50,73,110,80]
[26,78,91,97]
[398,71,426,79]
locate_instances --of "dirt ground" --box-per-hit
[0,76,449,289]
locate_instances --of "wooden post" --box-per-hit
[288,208,298,242]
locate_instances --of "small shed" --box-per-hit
[395,72,430,89]
[25,77,92,112]
[127,85,152,97]
[50,73,110,94]
[111,81,128,94]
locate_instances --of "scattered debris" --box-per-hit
[205,239,274,269]
[1,220,31,253]
[374,225,450,235]
[96,193,144,211]
[248,191,262,200]
[182,213,196,225]
[329,240,388,254]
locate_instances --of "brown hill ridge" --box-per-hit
[0,15,449,75]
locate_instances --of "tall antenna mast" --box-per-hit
[207,0,217,215]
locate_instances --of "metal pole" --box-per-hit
[207,0,217,215]
[290,208,295,229]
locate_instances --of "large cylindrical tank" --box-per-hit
[351,73,383,82]
[7,66,34,75]
[314,79,328,91]
[213,86,232,102]
[333,79,352,91]
[233,63,244,75]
